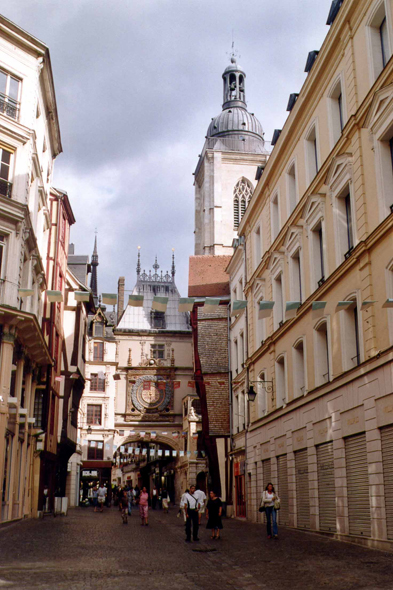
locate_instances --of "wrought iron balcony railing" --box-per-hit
[0,93,19,120]
[0,178,12,198]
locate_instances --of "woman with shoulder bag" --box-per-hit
[261,483,280,539]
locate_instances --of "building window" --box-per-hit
[151,343,165,359]
[0,70,20,120]
[275,355,287,407]
[386,260,393,345]
[87,441,103,460]
[233,393,239,432]
[233,339,238,374]
[290,249,302,303]
[314,320,330,386]
[286,161,298,215]
[90,373,105,392]
[334,184,355,262]
[344,192,354,256]
[237,278,243,301]
[273,273,284,330]
[87,404,102,425]
[367,1,391,81]
[254,225,262,269]
[0,148,13,198]
[305,124,319,184]
[293,339,306,397]
[329,77,345,146]
[93,341,104,361]
[151,311,165,329]
[255,297,265,349]
[257,371,267,417]
[0,234,6,278]
[234,178,253,226]
[238,390,246,431]
[271,191,280,242]
[33,389,44,429]
[341,298,361,370]
[93,320,104,337]
[311,222,325,289]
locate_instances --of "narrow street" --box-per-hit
[0,508,392,590]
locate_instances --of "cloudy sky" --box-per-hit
[6,0,332,296]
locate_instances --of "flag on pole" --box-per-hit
[231,300,248,316]
[174,381,181,389]
[102,293,117,305]
[46,290,63,303]
[152,296,168,312]
[258,301,274,319]
[140,432,146,438]
[172,450,177,457]
[142,448,147,455]
[361,300,377,310]
[18,289,34,298]
[336,301,355,312]
[178,297,195,312]
[204,297,220,312]
[192,432,199,439]
[74,291,90,302]
[158,381,166,390]
[172,432,179,439]
[285,301,301,320]
[179,450,184,457]
[312,301,327,318]
[382,299,393,308]
[129,295,144,307]
[158,450,163,456]
[165,450,170,456]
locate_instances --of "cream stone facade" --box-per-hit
[229,0,393,549]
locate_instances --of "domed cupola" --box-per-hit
[203,57,268,156]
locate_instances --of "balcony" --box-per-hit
[0,93,19,120]
[0,178,12,198]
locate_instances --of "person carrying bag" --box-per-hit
[260,483,280,539]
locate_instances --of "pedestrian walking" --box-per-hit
[260,483,280,539]
[127,486,133,516]
[184,485,200,542]
[138,486,149,526]
[194,487,207,525]
[97,484,107,513]
[92,485,99,512]
[151,486,158,510]
[158,488,163,510]
[206,490,223,539]
[178,488,189,522]
[119,488,128,524]
[162,489,170,513]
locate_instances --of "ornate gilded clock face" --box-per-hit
[141,384,161,407]
[131,376,171,412]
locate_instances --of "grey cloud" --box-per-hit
[4,0,332,295]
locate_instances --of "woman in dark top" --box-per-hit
[206,490,223,539]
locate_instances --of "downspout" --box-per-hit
[227,303,233,505]
[242,235,251,519]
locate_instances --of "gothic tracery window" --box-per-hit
[233,178,253,229]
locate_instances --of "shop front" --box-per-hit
[234,458,246,518]
[80,460,112,505]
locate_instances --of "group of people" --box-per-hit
[91,484,107,512]
[180,485,223,542]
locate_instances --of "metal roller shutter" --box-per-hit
[381,425,393,539]
[277,455,289,526]
[317,442,336,532]
[262,459,272,525]
[345,433,371,537]
[295,449,310,529]
[262,459,271,491]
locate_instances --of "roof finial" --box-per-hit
[227,30,240,64]
[171,248,175,279]
[90,232,99,306]
[137,246,141,277]
[153,256,159,273]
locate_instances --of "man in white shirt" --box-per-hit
[183,485,200,542]
[97,485,106,513]
[194,488,207,525]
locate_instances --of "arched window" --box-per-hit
[233,178,253,228]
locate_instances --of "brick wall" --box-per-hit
[197,305,230,436]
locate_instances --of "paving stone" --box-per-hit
[0,507,392,589]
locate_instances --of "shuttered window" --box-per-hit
[295,449,310,529]
[345,433,371,537]
[381,425,393,539]
[317,442,336,532]
[277,455,289,525]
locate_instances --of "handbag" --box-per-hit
[258,506,265,513]
[274,499,281,510]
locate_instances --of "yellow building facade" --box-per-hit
[231,0,393,549]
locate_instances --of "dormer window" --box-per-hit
[93,320,104,337]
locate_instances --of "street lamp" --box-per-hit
[247,386,257,402]
[87,425,92,435]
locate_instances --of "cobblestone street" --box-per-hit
[0,507,392,590]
